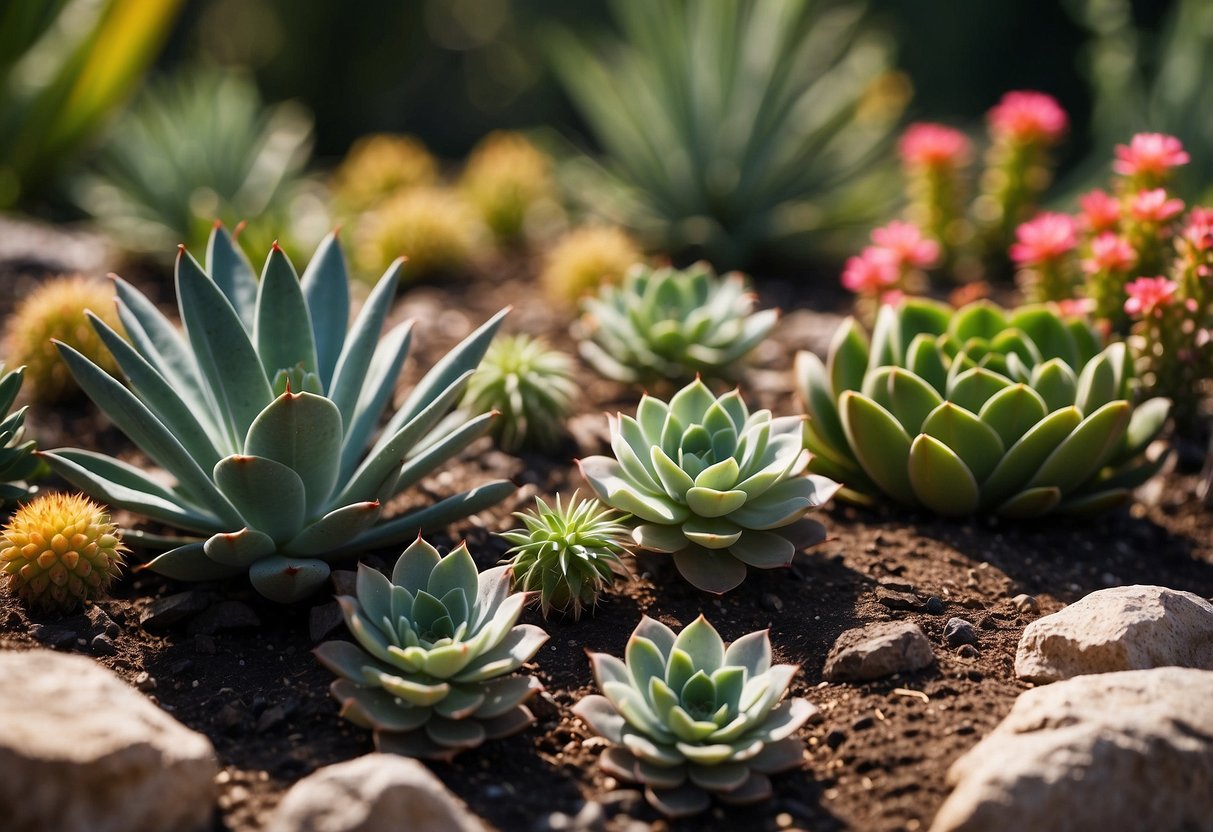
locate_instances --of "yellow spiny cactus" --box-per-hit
[354,187,483,280]
[332,133,439,213]
[460,131,555,242]
[539,226,641,305]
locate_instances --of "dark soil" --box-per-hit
[2,248,1212,832]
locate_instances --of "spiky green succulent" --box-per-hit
[41,226,514,602]
[460,334,576,453]
[0,365,37,504]
[578,262,778,387]
[501,492,631,619]
[579,379,837,594]
[574,615,815,817]
[315,537,547,761]
[796,299,1171,517]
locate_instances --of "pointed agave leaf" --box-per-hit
[978,384,1048,448]
[908,434,979,515]
[282,501,383,556]
[244,392,342,517]
[176,248,273,444]
[213,455,306,543]
[1074,349,1118,417]
[340,480,515,553]
[920,402,1004,484]
[886,368,943,434]
[995,486,1062,518]
[299,230,351,389]
[144,541,246,581]
[826,318,869,397]
[328,260,403,432]
[206,224,259,332]
[255,245,319,381]
[390,411,497,496]
[979,407,1083,509]
[839,392,915,505]
[1027,401,1131,493]
[339,320,414,480]
[248,555,331,602]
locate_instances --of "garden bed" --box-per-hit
[2,258,1212,831]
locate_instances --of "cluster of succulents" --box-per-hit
[1,491,126,613]
[0,365,38,504]
[41,226,515,602]
[574,616,814,816]
[501,493,632,619]
[580,379,837,594]
[4,275,124,404]
[458,334,576,453]
[797,299,1171,517]
[577,262,778,387]
[315,537,546,760]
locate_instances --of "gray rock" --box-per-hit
[266,753,484,832]
[931,667,1213,832]
[1015,585,1213,683]
[186,601,261,635]
[944,618,977,647]
[90,633,117,655]
[140,592,209,631]
[823,621,935,682]
[29,623,79,648]
[0,650,217,832]
[875,585,926,611]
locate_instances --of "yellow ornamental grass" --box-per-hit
[4,276,124,403]
[354,187,483,281]
[540,226,641,305]
[460,131,555,242]
[1,492,126,613]
[331,133,439,213]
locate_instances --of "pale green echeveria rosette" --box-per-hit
[40,225,515,602]
[579,379,839,594]
[315,537,548,761]
[574,615,816,818]
[796,298,1171,517]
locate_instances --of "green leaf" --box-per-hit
[1056,488,1131,516]
[672,615,725,670]
[203,528,277,567]
[905,333,947,393]
[839,392,914,505]
[244,392,342,517]
[299,230,351,389]
[866,304,899,371]
[1031,359,1079,413]
[685,487,747,518]
[826,318,869,397]
[948,301,1007,342]
[1009,305,1078,365]
[255,245,319,381]
[995,486,1061,518]
[341,480,515,554]
[1027,401,1131,493]
[282,501,382,557]
[428,544,480,599]
[908,434,979,515]
[920,402,1004,485]
[896,298,952,355]
[205,224,258,332]
[947,367,1012,415]
[248,555,331,602]
[1074,350,1119,417]
[338,320,414,480]
[1066,317,1102,365]
[794,351,851,463]
[390,411,497,496]
[978,384,1048,448]
[1111,397,1170,463]
[144,541,245,581]
[886,368,943,434]
[979,407,1082,509]
[213,454,306,543]
[328,260,402,431]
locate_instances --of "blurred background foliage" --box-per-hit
[1,0,1198,270]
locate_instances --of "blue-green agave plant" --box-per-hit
[0,365,38,504]
[796,299,1171,517]
[315,537,547,760]
[579,379,837,594]
[40,226,515,601]
[574,615,815,817]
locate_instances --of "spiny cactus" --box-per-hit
[1,492,126,613]
[540,226,641,305]
[354,187,483,280]
[332,133,438,213]
[460,131,555,242]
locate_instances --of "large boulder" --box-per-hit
[0,650,217,832]
[1015,585,1213,683]
[266,753,485,832]
[931,667,1213,832]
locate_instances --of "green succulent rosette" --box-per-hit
[0,365,38,504]
[315,537,547,761]
[41,226,515,602]
[577,262,777,386]
[579,379,837,594]
[574,615,815,817]
[796,299,1171,517]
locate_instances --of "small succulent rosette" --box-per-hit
[315,537,547,760]
[579,379,838,594]
[574,616,815,817]
[796,298,1171,516]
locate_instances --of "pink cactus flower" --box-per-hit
[1182,206,1213,251]
[1123,276,1177,317]
[1056,297,1095,318]
[1129,188,1185,224]
[1082,232,1136,274]
[987,91,1068,144]
[1078,189,1121,234]
[841,247,899,294]
[1010,212,1077,266]
[1113,133,1190,179]
[870,221,941,269]
[898,123,971,170]
[879,289,906,308]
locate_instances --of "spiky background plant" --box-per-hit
[74,68,317,257]
[459,334,576,453]
[540,225,642,305]
[41,226,514,602]
[574,615,815,817]
[4,275,124,404]
[315,537,547,760]
[577,262,778,386]
[331,133,438,214]
[0,365,38,504]
[1,491,126,613]
[796,299,1171,517]
[549,0,905,267]
[354,187,482,281]
[501,492,631,619]
[580,379,837,594]
[460,131,555,242]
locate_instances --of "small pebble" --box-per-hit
[134,671,157,691]
[90,633,117,655]
[761,593,784,612]
[956,644,979,660]
[825,729,847,749]
[944,617,978,647]
[1012,593,1039,614]
[852,715,875,731]
[925,596,945,615]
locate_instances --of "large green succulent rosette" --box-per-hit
[41,226,515,601]
[796,299,1171,517]
[579,379,837,594]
